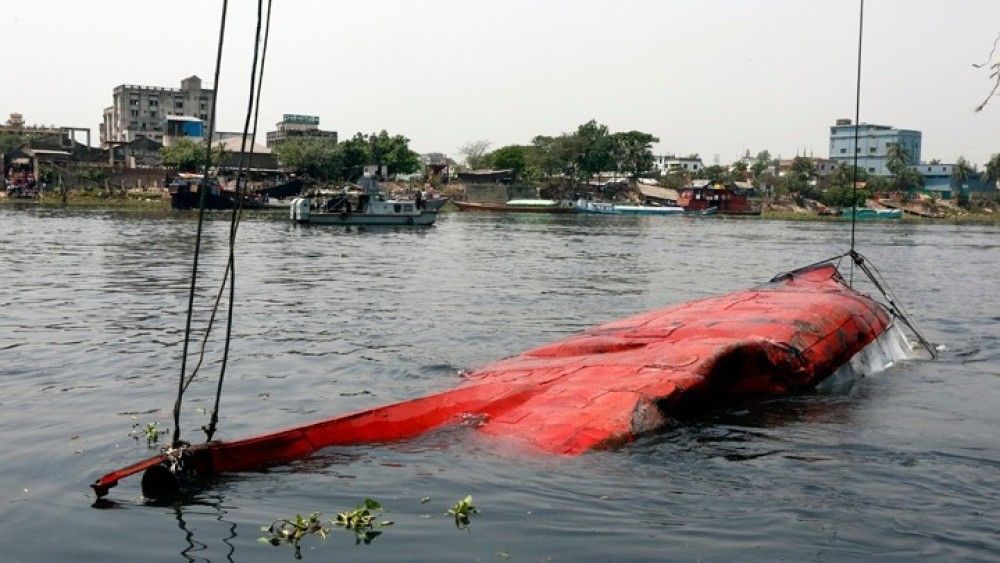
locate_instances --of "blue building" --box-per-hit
[912,162,990,199]
[828,118,921,176]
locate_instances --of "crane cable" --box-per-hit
[172,0,229,448]
[171,0,274,447]
[849,0,864,287]
[205,0,273,442]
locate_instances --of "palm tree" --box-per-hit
[985,153,1000,189]
[952,157,973,190]
[885,143,910,176]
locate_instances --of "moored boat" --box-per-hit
[290,175,438,226]
[455,199,575,213]
[613,204,685,215]
[290,194,437,226]
[574,199,684,215]
[840,207,902,220]
[93,258,914,498]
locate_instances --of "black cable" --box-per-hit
[849,0,864,287]
[173,0,229,448]
[204,0,269,442]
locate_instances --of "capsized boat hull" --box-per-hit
[93,262,899,496]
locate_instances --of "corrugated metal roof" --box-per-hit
[637,184,679,201]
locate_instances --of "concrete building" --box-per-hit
[1,113,91,148]
[828,118,921,176]
[265,114,337,148]
[101,75,215,148]
[653,155,703,175]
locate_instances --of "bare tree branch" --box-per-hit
[975,32,1000,112]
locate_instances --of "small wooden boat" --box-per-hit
[92,260,910,498]
[454,199,575,213]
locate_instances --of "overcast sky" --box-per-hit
[4,0,999,165]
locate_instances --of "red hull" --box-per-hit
[93,263,890,496]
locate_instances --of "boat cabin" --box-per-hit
[678,180,758,215]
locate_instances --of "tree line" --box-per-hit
[460,120,659,183]
[158,131,421,182]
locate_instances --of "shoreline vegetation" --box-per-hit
[2,189,999,224]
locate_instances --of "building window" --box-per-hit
[130,121,139,129]
[856,148,861,153]
[149,110,157,118]
[149,99,158,107]
[868,167,875,173]
[175,102,184,110]
[200,102,207,110]
[130,109,139,117]
[129,98,139,106]
[869,147,877,153]
[840,148,847,154]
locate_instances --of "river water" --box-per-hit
[0,207,996,562]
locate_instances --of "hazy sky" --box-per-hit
[4,0,1000,165]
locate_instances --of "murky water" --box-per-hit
[0,207,997,561]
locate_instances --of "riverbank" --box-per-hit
[4,191,1000,224]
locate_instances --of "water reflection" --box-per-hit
[169,493,237,563]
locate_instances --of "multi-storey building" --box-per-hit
[828,118,921,176]
[265,114,337,147]
[100,75,215,147]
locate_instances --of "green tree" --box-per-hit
[750,150,772,181]
[952,156,973,189]
[866,175,892,194]
[608,130,659,178]
[893,167,924,193]
[336,135,372,181]
[827,162,869,189]
[574,119,614,180]
[367,130,420,177]
[789,156,817,179]
[700,164,728,183]
[272,137,344,180]
[731,161,749,181]
[985,153,1000,188]
[160,139,226,172]
[0,132,26,155]
[885,142,911,176]
[485,145,529,180]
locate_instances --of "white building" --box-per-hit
[100,75,215,148]
[653,154,703,175]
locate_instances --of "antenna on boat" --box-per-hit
[848,0,864,286]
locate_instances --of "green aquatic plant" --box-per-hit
[334,498,391,545]
[129,421,167,446]
[259,512,328,560]
[447,495,478,530]
[259,500,391,558]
